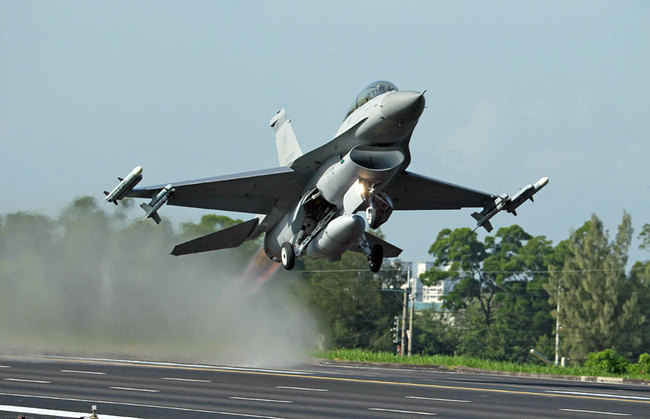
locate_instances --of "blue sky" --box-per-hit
[2,1,649,264]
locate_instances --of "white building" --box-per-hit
[401,262,458,310]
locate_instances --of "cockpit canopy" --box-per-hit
[345,80,398,119]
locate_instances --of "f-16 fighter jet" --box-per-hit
[104,81,548,272]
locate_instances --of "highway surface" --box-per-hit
[0,355,649,418]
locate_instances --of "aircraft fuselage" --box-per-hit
[263,88,426,265]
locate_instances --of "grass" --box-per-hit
[316,348,650,381]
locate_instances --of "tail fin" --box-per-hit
[140,203,161,224]
[270,108,302,166]
[471,211,493,233]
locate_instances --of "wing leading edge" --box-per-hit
[126,167,302,214]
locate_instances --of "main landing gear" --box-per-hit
[281,242,295,270]
[369,243,383,273]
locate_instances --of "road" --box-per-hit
[0,355,649,418]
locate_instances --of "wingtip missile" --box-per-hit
[505,176,549,215]
[105,166,143,204]
[472,177,549,232]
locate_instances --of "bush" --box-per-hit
[627,353,650,376]
[585,349,630,374]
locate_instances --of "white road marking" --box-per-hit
[0,404,139,419]
[548,391,650,401]
[407,395,471,403]
[162,377,211,383]
[110,386,160,393]
[560,408,631,416]
[0,365,11,368]
[3,378,50,384]
[0,405,138,419]
[276,385,328,392]
[369,407,436,415]
[229,396,293,404]
[61,369,106,375]
[0,392,284,418]
[42,355,308,375]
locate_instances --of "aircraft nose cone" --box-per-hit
[381,91,425,122]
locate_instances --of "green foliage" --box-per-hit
[585,349,630,374]
[545,213,646,361]
[318,348,618,378]
[303,255,404,351]
[412,308,458,355]
[639,223,650,251]
[627,353,650,376]
[420,224,554,362]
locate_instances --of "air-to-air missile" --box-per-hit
[140,184,174,224]
[104,166,143,205]
[472,177,549,232]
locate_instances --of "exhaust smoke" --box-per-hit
[0,198,317,367]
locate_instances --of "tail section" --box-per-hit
[270,108,303,167]
[171,218,259,256]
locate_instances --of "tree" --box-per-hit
[629,232,650,354]
[545,213,645,361]
[421,225,554,361]
[422,226,552,326]
[412,307,458,355]
[639,223,650,251]
[422,228,494,325]
[303,253,405,351]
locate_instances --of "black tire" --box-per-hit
[280,242,295,270]
[369,244,383,273]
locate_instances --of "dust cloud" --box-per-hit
[0,198,318,367]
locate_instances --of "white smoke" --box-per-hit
[0,199,318,367]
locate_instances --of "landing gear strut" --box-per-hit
[369,244,383,273]
[281,242,295,270]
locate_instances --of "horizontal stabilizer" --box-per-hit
[171,218,259,256]
[364,232,402,258]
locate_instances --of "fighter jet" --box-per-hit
[104,81,548,272]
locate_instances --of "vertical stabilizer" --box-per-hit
[270,108,303,166]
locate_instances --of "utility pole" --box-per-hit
[554,280,561,366]
[400,284,407,356]
[407,264,414,356]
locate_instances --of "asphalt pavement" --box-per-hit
[0,355,649,418]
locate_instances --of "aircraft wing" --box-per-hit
[126,167,301,214]
[385,171,498,210]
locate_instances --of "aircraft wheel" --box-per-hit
[281,242,295,270]
[366,207,378,229]
[369,244,383,273]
